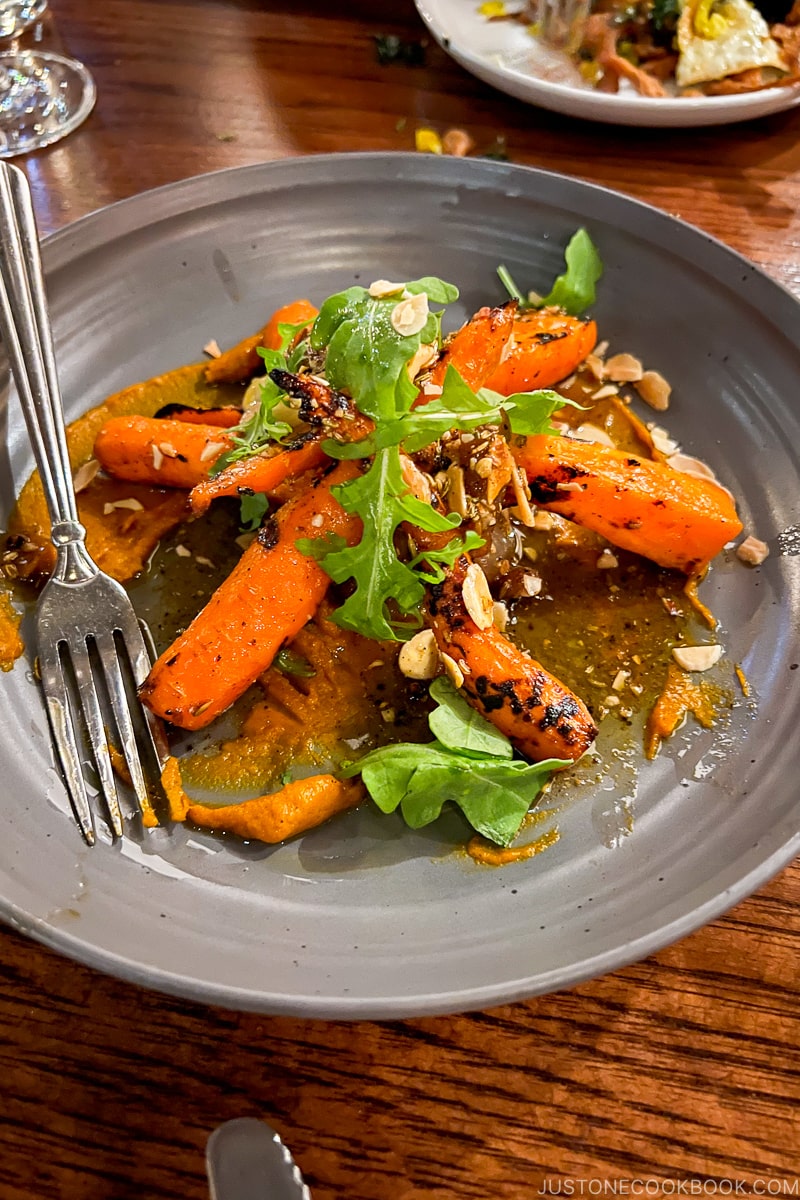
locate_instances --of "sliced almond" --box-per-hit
[597,549,619,569]
[441,652,464,690]
[151,443,164,471]
[400,453,434,505]
[391,292,429,337]
[591,385,619,401]
[649,425,679,456]
[462,562,494,630]
[73,458,100,494]
[583,352,606,382]
[556,481,583,494]
[512,466,535,526]
[635,369,671,411]
[195,556,215,568]
[175,544,192,558]
[612,669,629,691]
[203,338,222,359]
[369,279,405,299]
[533,510,555,532]
[666,453,735,503]
[159,442,179,459]
[605,353,643,383]
[406,341,438,381]
[736,535,769,566]
[398,629,439,680]
[103,498,144,515]
[445,465,468,517]
[520,572,542,597]
[492,600,508,632]
[672,644,722,672]
[200,440,228,463]
[571,423,615,448]
[595,340,609,357]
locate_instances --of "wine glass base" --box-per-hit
[0,50,96,158]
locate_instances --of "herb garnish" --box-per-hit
[342,677,567,845]
[498,227,603,316]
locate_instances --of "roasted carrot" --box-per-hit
[514,434,743,574]
[419,302,516,399]
[188,371,375,514]
[205,299,318,385]
[484,309,597,395]
[140,460,363,730]
[425,553,597,762]
[185,773,364,843]
[188,436,329,515]
[94,416,234,489]
[154,403,243,427]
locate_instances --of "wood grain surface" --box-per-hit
[2,1,799,1196]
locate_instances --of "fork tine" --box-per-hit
[134,620,170,770]
[38,653,96,846]
[69,641,124,838]
[94,632,151,816]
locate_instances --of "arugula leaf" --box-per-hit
[311,282,451,422]
[427,676,512,759]
[497,228,603,316]
[343,677,567,844]
[305,446,459,641]
[210,346,295,476]
[406,531,485,585]
[478,385,581,436]
[238,492,270,531]
[540,228,603,314]
[274,648,316,678]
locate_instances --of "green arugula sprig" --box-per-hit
[300,278,580,640]
[342,677,567,845]
[498,227,603,316]
[210,320,310,477]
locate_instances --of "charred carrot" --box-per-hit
[205,299,318,384]
[185,773,364,843]
[425,553,597,762]
[419,302,516,400]
[484,308,597,395]
[154,404,243,427]
[140,460,363,730]
[514,435,743,574]
[189,372,375,515]
[188,436,329,515]
[94,416,234,489]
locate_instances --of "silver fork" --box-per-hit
[0,161,166,845]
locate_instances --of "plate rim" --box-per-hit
[3,151,800,1017]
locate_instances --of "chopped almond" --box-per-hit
[736,535,769,566]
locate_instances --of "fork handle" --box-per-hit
[0,163,95,579]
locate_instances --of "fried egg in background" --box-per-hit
[676,0,788,86]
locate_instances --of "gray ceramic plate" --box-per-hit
[1,154,799,1017]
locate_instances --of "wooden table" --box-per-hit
[3,1,799,1195]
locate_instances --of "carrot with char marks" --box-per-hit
[188,371,374,515]
[425,553,597,763]
[514,434,742,574]
[139,460,363,730]
[418,301,516,399]
[484,308,597,395]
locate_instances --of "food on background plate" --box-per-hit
[3,230,757,861]
[481,0,800,97]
